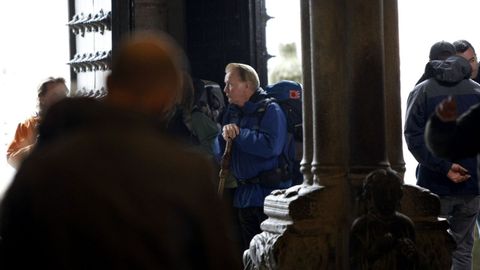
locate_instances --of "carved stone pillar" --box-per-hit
[347,0,389,187]
[299,0,313,186]
[383,0,406,178]
[310,0,349,186]
[345,2,391,243]
[309,0,351,267]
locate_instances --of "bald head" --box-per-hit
[107,32,185,115]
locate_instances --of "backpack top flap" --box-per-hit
[264,80,303,141]
[264,80,302,101]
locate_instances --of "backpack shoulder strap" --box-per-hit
[254,97,276,118]
[251,97,276,131]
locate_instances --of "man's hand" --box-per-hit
[222,124,240,141]
[436,96,458,122]
[447,163,470,183]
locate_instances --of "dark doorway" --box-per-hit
[184,0,269,87]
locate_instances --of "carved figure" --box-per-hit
[350,169,418,270]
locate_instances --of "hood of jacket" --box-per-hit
[240,87,268,113]
[249,87,268,103]
[425,55,472,84]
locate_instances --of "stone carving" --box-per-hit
[399,184,454,269]
[350,169,418,270]
[243,185,331,270]
[242,170,454,270]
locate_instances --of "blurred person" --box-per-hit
[165,73,220,158]
[404,55,480,270]
[426,97,480,174]
[0,32,240,270]
[5,77,68,168]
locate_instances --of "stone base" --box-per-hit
[400,184,454,269]
[245,231,329,270]
[244,182,453,269]
[244,184,335,269]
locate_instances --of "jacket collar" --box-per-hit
[239,88,267,114]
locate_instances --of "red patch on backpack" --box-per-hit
[289,90,301,99]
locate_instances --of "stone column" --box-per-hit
[347,0,389,187]
[310,0,349,187]
[383,0,406,178]
[299,0,313,185]
[309,0,352,267]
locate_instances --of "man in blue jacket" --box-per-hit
[404,55,480,270]
[219,63,291,250]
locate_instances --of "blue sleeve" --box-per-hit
[235,103,287,158]
[404,88,452,175]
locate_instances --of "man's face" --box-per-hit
[457,47,479,79]
[39,83,68,113]
[224,69,252,107]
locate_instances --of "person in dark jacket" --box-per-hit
[0,32,241,270]
[165,73,220,157]
[404,55,480,270]
[218,63,291,250]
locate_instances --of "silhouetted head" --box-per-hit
[429,41,455,61]
[107,32,185,117]
[363,168,403,216]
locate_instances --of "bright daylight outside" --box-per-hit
[0,1,70,194]
[1,1,480,194]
